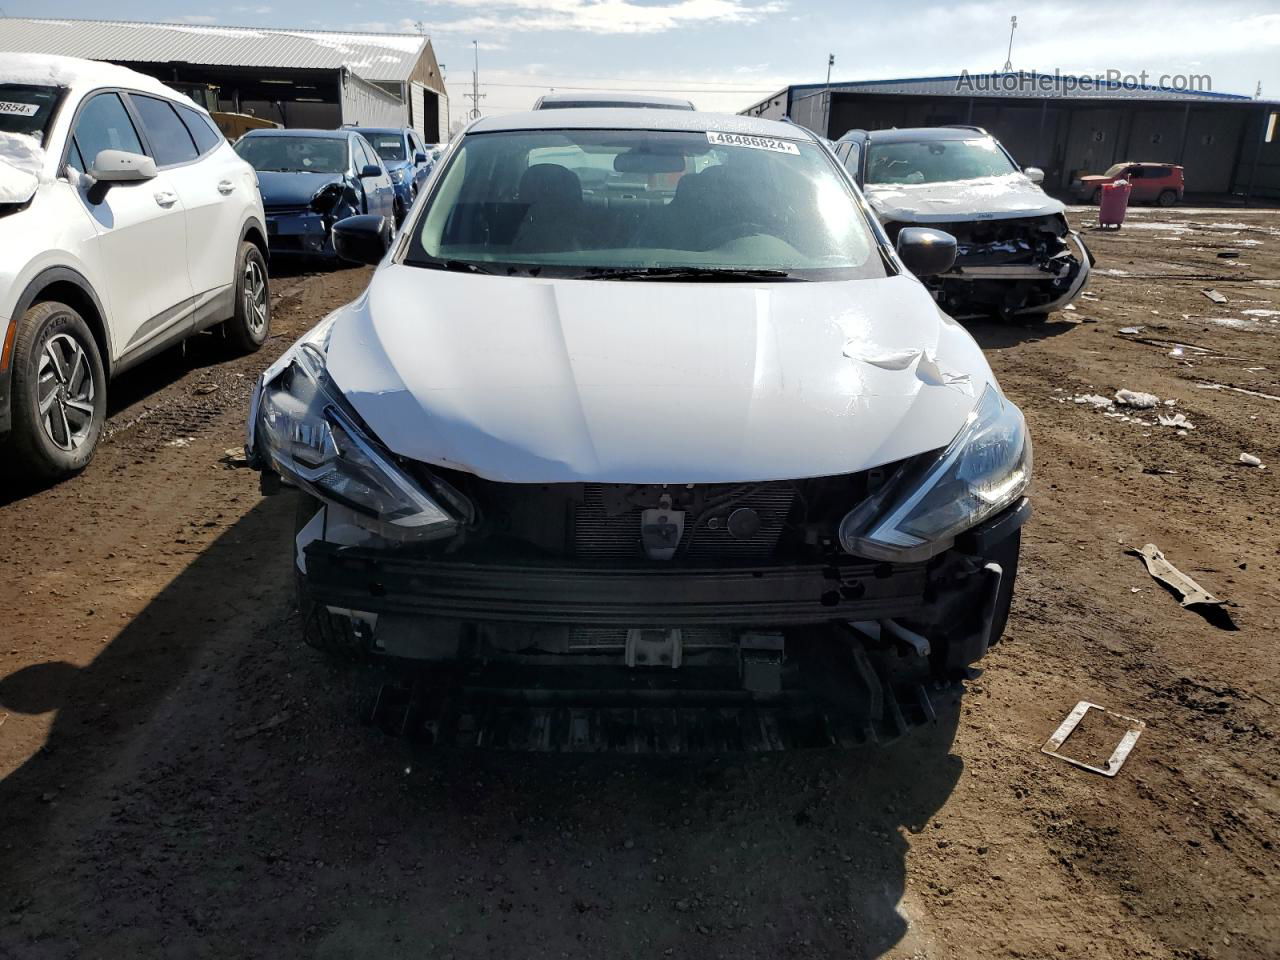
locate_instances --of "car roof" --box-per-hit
[354,127,409,136]
[845,126,992,144]
[240,128,353,139]
[468,109,813,140]
[535,92,694,109]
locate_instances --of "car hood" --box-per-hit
[324,266,997,484]
[255,169,346,206]
[865,173,1064,224]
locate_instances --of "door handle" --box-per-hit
[217,180,235,195]
[154,190,178,208]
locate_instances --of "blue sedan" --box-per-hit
[358,127,436,223]
[234,129,397,259]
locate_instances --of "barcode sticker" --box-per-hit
[706,131,800,155]
[0,101,40,117]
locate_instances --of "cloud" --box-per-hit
[231,5,274,13]
[180,14,218,24]
[418,0,785,35]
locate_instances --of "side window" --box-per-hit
[175,103,222,156]
[409,132,424,157]
[843,141,861,177]
[69,92,144,172]
[834,142,848,161]
[130,95,198,166]
[358,138,380,172]
[1150,166,1171,179]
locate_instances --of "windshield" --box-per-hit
[234,136,348,174]
[0,84,62,144]
[368,133,406,162]
[407,128,885,280]
[865,137,1017,185]
[1103,163,1130,178]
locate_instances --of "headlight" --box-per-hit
[839,385,1031,561]
[390,168,406,184]
[256,340,457,540]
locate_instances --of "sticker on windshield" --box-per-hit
[706,131,799,155]
[0,101,40,117]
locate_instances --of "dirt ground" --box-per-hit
[1,207,1278,960]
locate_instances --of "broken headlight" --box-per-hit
[839,385,1031,561]
[256,338,457,540]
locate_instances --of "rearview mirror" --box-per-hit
[614,150,686,174]
[91,149,157,183]
[896,227,957,277]
[359,164,383,179]
[1023,166,1045,184]
[333,214,392,266]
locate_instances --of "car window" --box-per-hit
[865,137,1016,185]
[68,92,144,173]
[369,133,406,162]
[360,139,382,172]
[175,103,222,156]
[842,141,861,177]
[0,83,62,144]
[131,95,199,167]
[234,136,348,174]
[410,127,885,281]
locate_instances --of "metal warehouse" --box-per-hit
[743,73,1280,198]
[0,16,449,142]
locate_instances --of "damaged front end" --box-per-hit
[263,181,360,257]
[883,214,1093,319]
[248,329,1031,752]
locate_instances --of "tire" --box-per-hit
[3,301,107,481]
[393,197,406,227]
[1091,188,1102,205]
[1156,189,1178,207]
[293,492,368,660]
[224,241,270,354]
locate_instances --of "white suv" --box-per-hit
[0,54,269,479]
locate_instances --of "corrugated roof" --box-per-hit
[0,17,428,82]
[748,73,1275,112]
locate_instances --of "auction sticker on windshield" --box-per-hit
[0,101,40,117]
[706,131,800,155]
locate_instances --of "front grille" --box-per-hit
[571,483,795,562]
[265,203,310,216]
[567,626,736,650]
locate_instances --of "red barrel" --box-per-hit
[1098,179,1131,229]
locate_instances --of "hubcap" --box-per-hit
[37,333,96,452]
[243,258,268,336]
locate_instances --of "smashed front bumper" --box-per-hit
[264,208,335,257]
[298,499,1028,751]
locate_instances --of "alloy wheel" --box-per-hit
[37,333,96,452]
[243,257,268,336]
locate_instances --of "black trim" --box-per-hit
[303,546,930,627]
[955,498,1031,554]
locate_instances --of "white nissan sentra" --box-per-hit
[248,110,1032,751]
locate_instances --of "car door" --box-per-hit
[1125,166,1153,201]
[128,94,244,316]
[407,130,430,192]
[65,91,193,361]
[354,136,395,218]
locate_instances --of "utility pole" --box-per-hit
[826,53,834,85]
[1002,15,1017,73]
[465,39,486,120]
[822,54,835,137]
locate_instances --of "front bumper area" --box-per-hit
[265,209,335,257]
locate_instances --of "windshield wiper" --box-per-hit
[418,258,499,275]
[583,266,804,282]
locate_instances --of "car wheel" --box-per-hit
[3,301,107,480]
[224,241,271,354]
[393,198,406,227]
[1156,189,1178,207]
[293,492,368,660]
[1091,188,1102,205]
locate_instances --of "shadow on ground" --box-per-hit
[0,495,964,959]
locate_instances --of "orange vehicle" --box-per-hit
[1072,162,1184,206]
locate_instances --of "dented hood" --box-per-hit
[324,266,996,484]
[865,172,1064,224]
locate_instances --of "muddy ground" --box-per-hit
[1,207,1278,960]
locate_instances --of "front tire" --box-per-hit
[224,241,270,354]
[3,301,107,481]
[1091,188,1102,205]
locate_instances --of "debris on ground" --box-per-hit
[1119,326,1144,334]
[1115,389,1159,409]
[1041,701,1145,778]
[1128,543,1225,612]
[1072,393,1113,408]
[1157,412,1194,430]
[1217,251,1240,259]
[1201,288,1228,304]
[1238,453,1264,468]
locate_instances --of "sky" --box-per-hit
[3,0,1279,119]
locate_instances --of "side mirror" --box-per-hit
[333,214,392,266]
[91,149,157,183]
[359,164,382,179]
[414,151,428,164]
[896,227,957,277]
[1023,166,1045,184]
